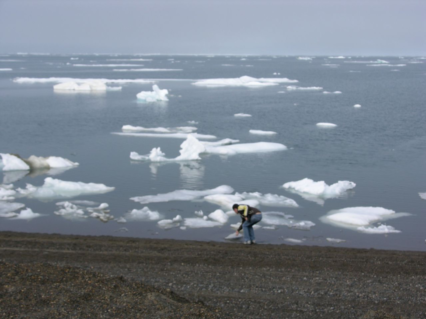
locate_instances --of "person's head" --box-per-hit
[232,204,239,213]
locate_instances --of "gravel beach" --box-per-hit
[1,231,425,318]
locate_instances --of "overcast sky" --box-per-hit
[0,0,424,55]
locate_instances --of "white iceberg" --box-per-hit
[113,68,181,72]
[125,207,162,221]
[0,201,25,217]
[328,56,345,59]
[130,185,234,204]
[183,218,223,228]
[262,212,315,230]
[282,178,356,205]
[354,104,361,108]
[321,206,409,232]
[326,238,346,243]
[284,238,305,243]
[234,113,252,117]
[16,177,115,201]
[286,86,323,91]
[73,64,142,67]
[122,125,197,133]
[357,224,401,234]
[14,77,153,85]
[0,154,30,171]
[249,130,277,135]
[323,91,342,94]
[225,233,243,240]
[204,141,287,156]
[0,184,16,200]
[0,68,12,71]
[235,192,298,208]
[114,132,216,140]
[136,85,168,102]
[316,123,337,128]
[418,193,426,200]
[192,76,298,88]
[298,57,312,61]
[158,215,182,229]
[54,202,87,220]
[208,209,229,223]
[204,194,259,210]
[12,208,42,220]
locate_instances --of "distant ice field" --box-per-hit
[0,54,426,251]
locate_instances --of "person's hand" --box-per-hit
[245,217,248,221]
[235,231,239,235]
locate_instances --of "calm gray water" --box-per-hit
[1,54,425,251]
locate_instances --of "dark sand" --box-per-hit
[1,231,425,318]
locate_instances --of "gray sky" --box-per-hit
[0,0,424,55]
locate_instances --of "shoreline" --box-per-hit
[1,231,426,318]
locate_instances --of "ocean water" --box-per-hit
[1,54,425,251]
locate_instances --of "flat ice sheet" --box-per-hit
[234,113,252,117]
[192,76,298,88]
[114,132,216,140]
[130,185,234,204]
[316,123,337,128]
[14,77,153,84]
[249,130,277,135]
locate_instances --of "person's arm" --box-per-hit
[236,216,244,234]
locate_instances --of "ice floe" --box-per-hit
[116,217,127,223]
[183,218,223,228]
[284,238,305,243]
[130,185,234,204]
[0,154,78,172]
[113,68,181,72]
[287,86,323,91]
[328,56,346,59]
[11,208,42,220]
[354,104,361,108]
[357,225,400,234]
[14,77,153,85]
[367,64,406,67]
[117,132,216,140]
[136,85,168,102]
[122,125,197,134]
[249,130,277,135]
[107,59,152,61]
[262,212,315,230]
[321,206,409,233]
[316,123,337,128]
[419,193,426,200]
[158,215,183,229]
[192,76,298,88]
[54,81,122,92]
[130,135,285,162]
[326,238,346,243]
[282,178,356,205]
[208,209,229,223]
[234,113,252,117]
[125,207,162,221]
[298,57,312,61]
[73,64,142,67]
[235,192,298,208]
[0,68,12,71]
[323,91,342,94]
[0,201,25,217]
[16,177,114,201]
[344,60,389,64]
[54,202,87,220]
[225,233,243,240]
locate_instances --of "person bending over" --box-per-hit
[233,204,262,245]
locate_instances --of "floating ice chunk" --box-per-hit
[0,68,12,71]
[16,177,115,201]
[113,68,181,72]
[131,185,234,204]
[136,85,168,102]
[284,238,305,243]
[204,142,287,156]
[323,91,342,94]
[158,215,182,229]
[195,210,204,216]
[73,64,142,67]
[183,218,223,228]
[262,212,315,230]
[354,104,361,108]
[53,80,119,92]
[204,194,259,210]
[107,58,152,61]
[322,64,339,67]
[116,217,127,223]
[14,77,153,85]
[326,238,346,243]
[130,148,167,162]
[0,184,16,200]
[0,201,25,217]
[286,86,323,91]
[234,113,252,117]
[192,76,298,88]
[316,123,337,128]
[125,207,162,221]
[418,192,426,200]
[187,120,198,125]
[282,178,356,204]
[249,130,277,135]
[321,207,409,231]
[0,154,30,171]
[122,125,185,133]
[357,224,401,234]
[235,192,298,208]
[54,202,87,220]
[202,139,239,146]
[225,233,243,240]
[263,226,277,230]
[12,208,42,220]
[367,64,406,67]
[180,226,187,230]
[25,155,79,169]
[328,56,345,59]
[208,209,229,223]
[344,60,389,64]
[298,57,312,61]
[90,211,114,222]
[114,132,216,140]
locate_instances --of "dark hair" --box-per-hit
[232,204,239,210]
